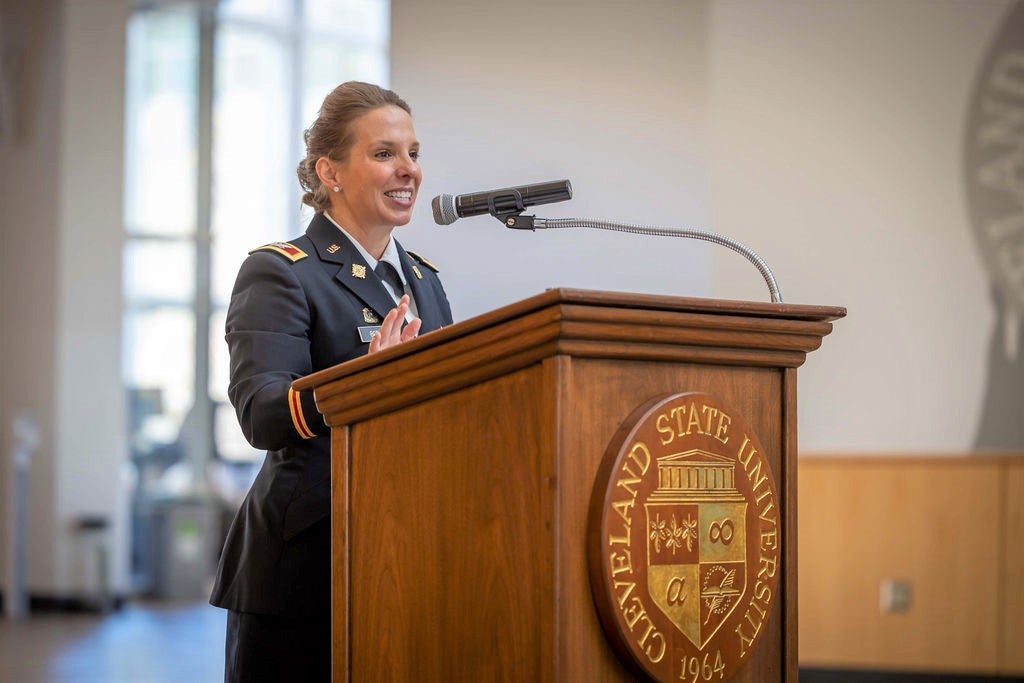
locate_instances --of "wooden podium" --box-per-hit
[293,289,843,682]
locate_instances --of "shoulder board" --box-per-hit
[249,242,308,263]
[406,250,440,272]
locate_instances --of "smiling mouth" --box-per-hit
[384,190,413,200]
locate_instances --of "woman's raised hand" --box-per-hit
[368,294,422,354]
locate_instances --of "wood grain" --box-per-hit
[782,369,798,683]
[348,367,557,681]
[331,428,350,683]
[296,290,843,428]
[1002,459,1024,672]
[798,456,1020,674]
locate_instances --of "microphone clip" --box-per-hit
[497,213,536,231]
[485,188,536,230]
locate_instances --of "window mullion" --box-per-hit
[290,0,305,222]
[190,0,216,475]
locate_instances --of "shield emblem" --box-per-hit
[645,451,748,649]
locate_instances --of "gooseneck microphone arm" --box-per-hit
[432,179,783,303]
[499,214,784,304]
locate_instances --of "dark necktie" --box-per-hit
[374,260,404,296]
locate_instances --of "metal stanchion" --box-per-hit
[5,415,38,620]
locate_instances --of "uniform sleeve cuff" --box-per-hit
[288,387,329,439]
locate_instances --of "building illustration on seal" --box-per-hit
[645,448,747,649]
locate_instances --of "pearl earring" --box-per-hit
[332,186,340,193]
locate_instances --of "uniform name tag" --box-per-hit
[358,325,381,343]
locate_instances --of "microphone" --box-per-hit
[432,179,572,225]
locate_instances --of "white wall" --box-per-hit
[707,0,1011,451]
[392,0,1014,453]
[53,0,130,594]
[392,0,713,320]
[0,0,63,598]
[0,0,129,597]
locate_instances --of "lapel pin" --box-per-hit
[327,243,340,254]
[362,307,380,323]
[351,263,367,279]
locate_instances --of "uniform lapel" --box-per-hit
[396,241,445,333]
[305,214,397,322]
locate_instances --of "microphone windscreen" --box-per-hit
[431,194,457,225]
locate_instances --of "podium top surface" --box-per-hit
[294,289,844,405]
[546,288,846,321]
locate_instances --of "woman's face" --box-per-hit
[328,105,421,237]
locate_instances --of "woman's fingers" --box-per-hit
[368,327,383,353]
[368,305,399,353]
[368,296,420,354]
[400,317,422,342]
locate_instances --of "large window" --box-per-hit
[123,0,388,512]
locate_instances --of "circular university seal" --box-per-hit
[964,1,1024,313]
[588,393,780,682]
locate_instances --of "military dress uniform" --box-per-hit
[211,212,453,681]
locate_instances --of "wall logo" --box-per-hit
[588,393,780,682]
[964,0,1024,314]
[963,0,1024,449]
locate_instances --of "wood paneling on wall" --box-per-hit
[1004,463,1024,672]
[798,455,1023,675]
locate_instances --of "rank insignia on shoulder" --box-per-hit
[250,242,308,262]
[362,307,380,324]
[406,250,440,273]
[352,263,367,279]
[411,265,423,280]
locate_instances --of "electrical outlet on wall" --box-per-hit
[880,578,912,613]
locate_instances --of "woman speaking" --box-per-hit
[210,81,453,681]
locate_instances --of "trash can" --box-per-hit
[71,514,114,612]
[149,497,217,600]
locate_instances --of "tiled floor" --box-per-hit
[4,602,1019,683]
[0,600,225,683]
